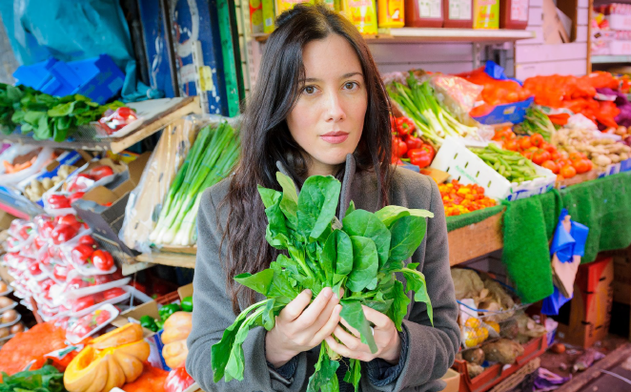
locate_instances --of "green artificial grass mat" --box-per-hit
[446,204,505,232]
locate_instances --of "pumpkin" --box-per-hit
[64,324,149,392]
[161,312,192,369]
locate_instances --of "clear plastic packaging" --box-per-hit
[119,115,239,253]
[0,146,54,185]
[66,304,120,344]
[430,73,484,126]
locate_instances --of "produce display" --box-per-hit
[390,116,436,168]
[0,83,127,142]
[513,107,556,141]
[0,364,66,392]
[139,296,192,332]
[64,324,150,392]
[470,142,543,183]
[212,173,434,391]
[388,74,481,144]
[149,122,240,247]
[493,129,593,180]
[451,269,546,379]
[438,180,496,217]
[24,164,77,202]
[552,127,631,172]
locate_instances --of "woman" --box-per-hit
[186,4,460,391]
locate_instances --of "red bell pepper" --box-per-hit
[404,135,424,151]
[71,244,95,266]
[51,224,79,245]
[102,287,125,300]
[395,117,415,136]
[165,367,195,392]
[47,194,70,209]
[78,235,97,249]
[57,214,82,231]
[392,136,408,158]
[408,148,433,169]
[89,165,115,181]
[69,192,85,205]
[92,250,114,271]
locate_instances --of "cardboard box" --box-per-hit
[73,152,151,260]
[0,210,16,231]
[613,254,631,305]
[557,257,613,348]
[542,0,570,44]
[440,368,460,392]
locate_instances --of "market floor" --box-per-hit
[543,340,631,392]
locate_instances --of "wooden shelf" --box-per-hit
[137,211,505,269]
[0,97,201,153]
[253,28,535,43]
[591,55,631,64]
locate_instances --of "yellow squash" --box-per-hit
[161,311,192,369]
[64,324,149,392]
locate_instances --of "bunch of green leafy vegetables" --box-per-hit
[0,83,124,142]
[0,364,66,392]
[211,172,434,392]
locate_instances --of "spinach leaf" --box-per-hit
[343,359,362,392]
[340,299,378,354]
[307,345,340,392]
[322,230,354,284]
[389,215,427,262]
[234,269,274,296]
[387,280,410,331]
[297,175,341,241]
[276,172,299,229]
[343,209,391,268]
[376,205,434,227]
[395,263,433,326]
[346,236,378,293]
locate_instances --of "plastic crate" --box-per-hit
[453,335,547,392]
[430,136,556,201]
[472,97,534,125]
[40,55,125,104]
[12,58,58,90]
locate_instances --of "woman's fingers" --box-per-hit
[325,336,363,361]
[313,304,342,342]
[280,289,312,321]
[340,318,361,338]
[362,305,391,329]
[297,287,334,326]
[332,325,363,350]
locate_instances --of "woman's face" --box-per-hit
[286,34,368,177]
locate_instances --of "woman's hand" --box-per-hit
[325,305,402,364]
[266,287,342,367]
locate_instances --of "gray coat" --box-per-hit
[186,159,460,392]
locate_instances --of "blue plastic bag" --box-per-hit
[542,286,573,316]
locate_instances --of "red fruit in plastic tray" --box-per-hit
[78,235,97,249]
[56,214,82,231]
[28,262,42,276]
[72,295,96,312]
[102,288,125,300]
[71,244,94,266]
[50,224,79,245]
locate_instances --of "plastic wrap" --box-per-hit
[430,74,484,126]
[120,114,240,253]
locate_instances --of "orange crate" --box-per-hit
[453,334,547,392]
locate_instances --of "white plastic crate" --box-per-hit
[430,136,556,201]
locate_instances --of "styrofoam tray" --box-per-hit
[430,136,556,201]
[0,287,14,297]
[606,14,631,31]
[68,286,133,318]
[0,301,18,314]
[66,304,120,344]
[0,313,22,329]
[59,229,117,276]
[63,277,131,300]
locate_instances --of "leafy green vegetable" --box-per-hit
[211,172,434,391]
[0,83,124,141]
[0,364,66,392]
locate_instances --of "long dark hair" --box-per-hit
[222,3,392,313]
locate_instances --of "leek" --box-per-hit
[150,122,240,246]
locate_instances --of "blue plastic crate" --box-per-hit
[12,58,58,90]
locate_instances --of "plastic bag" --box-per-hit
[119,114,240,253]
[164,367,195,392]
[430,74,484,125]
[0,146,54,185]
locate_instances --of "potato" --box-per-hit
[0,297,13,309]
[468,362,485,379]
[0,327,8,339]
[2,309,18,324]
[463,348,485,365]
[482,338,525,365]
[10,323,24,334]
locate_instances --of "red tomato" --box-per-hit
[28,262,42,276]
[531,149,552,165]
[519,137,532,150]
[53,264,69,281]
[504,139,519,151]
[560,165,577,179]
[573,159,592,174]
[102,287,125,300]
[530,133,544,147]
[57,214,82,231]
[67,278,90,291]
[71,244,94,266]
[94,275,114,285]
[117,107,134,118]
[541,160,560,174]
